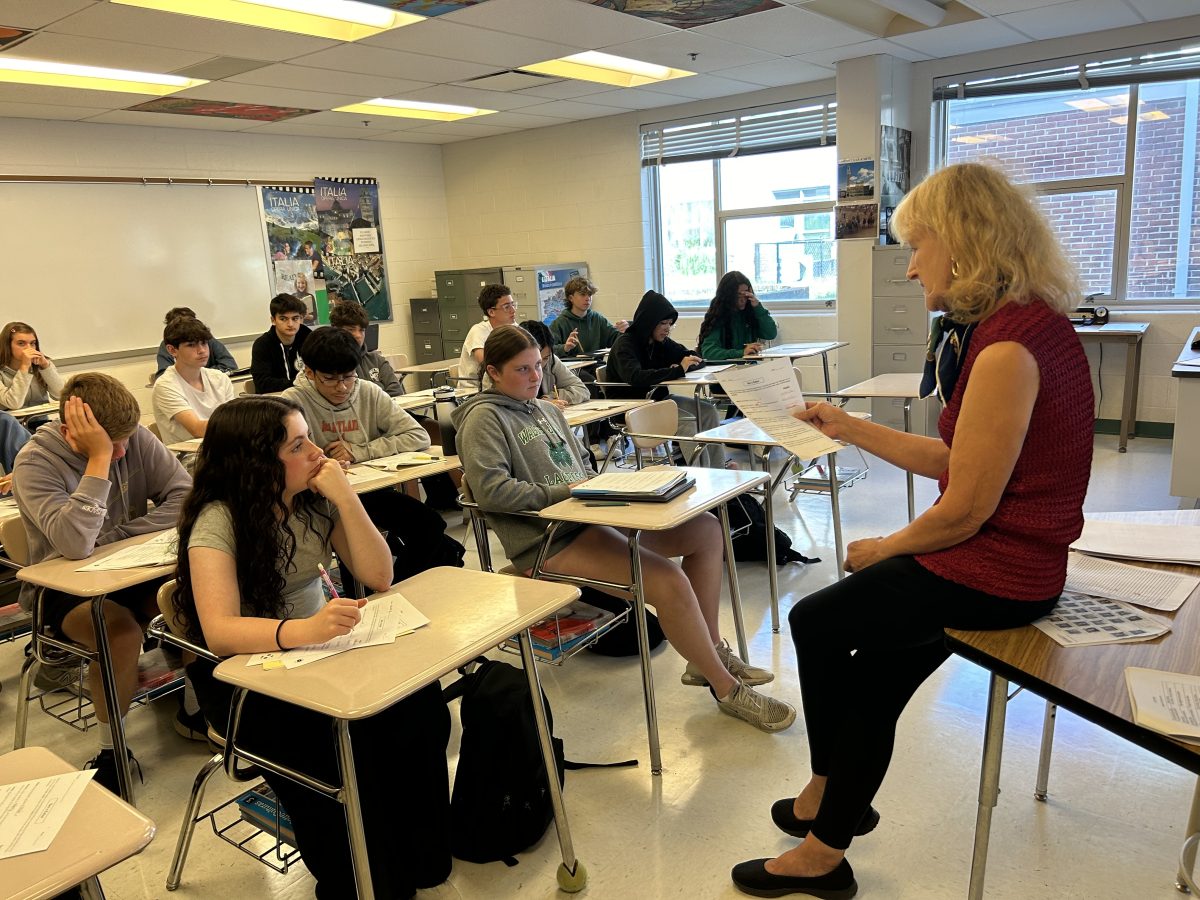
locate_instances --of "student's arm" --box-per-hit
[172,410,207,438]
[38,364,65,400]
[753,304,778,340]
[550,356,591,405]
[460,410,573,513]
[699,330,744,360]
[612,338,683,394]
[373,353,405,397]
[320,465,392,592]
[592,312,621,348]
[0,370,32,410]
[108,430,191,541]
[354,389,430,461]
[152,376,205,439]
[209,339,238,373]
[549,316,572,357]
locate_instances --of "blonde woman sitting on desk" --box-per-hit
[732,162,1095,898]
[453,325,795,734]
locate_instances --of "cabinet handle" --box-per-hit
[887,326,911,333]
[886,278,909,284]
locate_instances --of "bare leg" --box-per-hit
[766,833,845,878]
[793,775,827,818]
[640,512,724,643]
[535,525,737,697]
[60,599,144,725]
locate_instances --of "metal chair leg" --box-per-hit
[13,654,35,749]
[79,876,107,900]
[1034,702,1056,801]
[166,753,224,890]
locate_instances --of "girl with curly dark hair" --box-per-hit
[696,272,779,360]
[173,395,452,898]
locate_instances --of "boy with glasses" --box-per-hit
[458,284,517,384]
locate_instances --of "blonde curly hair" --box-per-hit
[890,161,1080,322]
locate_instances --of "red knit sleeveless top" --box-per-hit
[914,299,1093,600]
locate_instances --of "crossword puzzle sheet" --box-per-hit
[1033,591,1171,647]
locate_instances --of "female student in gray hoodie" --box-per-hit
[452,325,795,734]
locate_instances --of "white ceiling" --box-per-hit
[0,0,1194,144]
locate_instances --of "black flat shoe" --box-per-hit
[770,801,880,840]
[731,858,857,899]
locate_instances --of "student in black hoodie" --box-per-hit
[250,294,312,394]
[607,290,724,468]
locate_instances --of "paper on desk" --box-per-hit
[173,438,204,451]
[1176,357,1200,368]
[1033,591,1171,647]
[360,451,442,469]
[1072,520,1200,565]
[344,467,384,485]
[715,358,843,460]
[247,591,430,669]
[1065,552,1199,611]
[77,529,177,571]
[575,469,683,494]
[0,497,18,511]
[566,400,623,412]
[0,769,95,860]
[1125,667,1200,745]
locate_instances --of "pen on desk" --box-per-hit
[317,563,341,599]
[584,501,629,507]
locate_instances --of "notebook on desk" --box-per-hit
[571,469,695,503]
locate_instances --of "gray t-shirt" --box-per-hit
[188,500,338,621]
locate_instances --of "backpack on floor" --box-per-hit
[580,588,666,658]
[388,492,466,581]
[725,495,820,566]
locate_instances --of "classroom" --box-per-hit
[1,1,1200,898]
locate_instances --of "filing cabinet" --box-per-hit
[430,268,502,363]
[410,298,440,335]
[414,334,443,364]
[871,247,936,433]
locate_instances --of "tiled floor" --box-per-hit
[2,433,1195,899]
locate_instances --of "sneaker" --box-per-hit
[34,661,82,694]
[84,747,144,795]
[682,639,774,687]
[174,706,209,743]
[716,683,796,733]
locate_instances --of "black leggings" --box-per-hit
[788,556,1058,850]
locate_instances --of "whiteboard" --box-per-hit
[1,182,274,360]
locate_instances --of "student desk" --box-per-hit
[215,567,584,900]
[16,531,175,803]
[394,357,459,389]
[0,746,155,900]
[532,467,769,775]
[748,340,849,394]
[562,358,598,373]
[165,437,204,453]
[394,385,477,414]
[1170,327,1200,501]
[346,451,461,495]
[1074,321,1149,453]
[946,509,1200,899]
[561,399,649,429]
[8,402,58,423]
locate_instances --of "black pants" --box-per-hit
[193,664,451,899]
[788,556,1058,850]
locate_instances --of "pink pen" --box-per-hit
[317,563,341,600]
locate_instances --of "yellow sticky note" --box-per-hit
[263,659,286,670]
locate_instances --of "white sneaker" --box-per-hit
[717,683,796,733]
[681,639,774,687]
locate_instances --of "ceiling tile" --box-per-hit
[601,30,778,74]
[576,87,693,110]
[392,83,547,111]
[0,98,99,120]
[510,98,627,120]
[887,18,1028,55]
[240,121,403,138]
[225,63,430,99]
[640,73,763,101]
[999,0,1142,39]
[0,81,156,108]
[43,3,337,60]
[803,37,932,65]
[716,57,836,88]
[474,109,569,129]
[442,0,674,45]
[1124,0,1200,19]
[360,130,462,143]
[692,5,873,54]
[83,109,256,130]
[288,109,435,129]
[290,43,496,83]
[405,121,519,138]
[0,0,94,30]
[960,0,1072,12]
[173,82,359,111]
[511,79,614,100]
[360,18,580,68]
[5,32,213,73]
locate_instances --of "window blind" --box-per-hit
[933,41,1200,101]
[640,99,836,167]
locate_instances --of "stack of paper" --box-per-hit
[1071,520,1200,565]
[1125,667,1200,745]
[1033,590,1171,647]
[571,469,690,502]
[361,450,443,469]
[1065,552,1200,612]
[567,400,624,413]
[77,529,177,572]
[716,358,843,459]
[0,770,96,860]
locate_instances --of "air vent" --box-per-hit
[172,57,271,80]
[457,70,561,91]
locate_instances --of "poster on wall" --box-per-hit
[261,186,330,323]
[879,125,912,244]
[537,264,589,323]
[314,177,392,322]
[837,159,875,202]
[836,204,879,241]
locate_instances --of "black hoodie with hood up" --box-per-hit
[606,291,695,399]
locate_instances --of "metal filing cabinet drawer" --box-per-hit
[414,335,443,364]
[436,272,466,304]
[873,296,928,346]
[410,298,440,334]
[441,305,476,340]
[444,340,465,359]
[872,344,924,375]
[871,246,921,297]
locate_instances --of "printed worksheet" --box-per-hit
[1033,591,1171,647]
[1065,552,1199,611]
[1072,520,1200,565]
[716,358,843,460]
[0,770,95,860]
[360,451,443,469]
[1125,667,1200,744]
[77,529,177,571]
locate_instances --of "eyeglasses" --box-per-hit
[315,372,357,387]
[496,302,518,312]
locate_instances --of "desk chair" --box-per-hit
[621,400,680,469]
[384,352,408,373]
[147,422,162,442]
[241,381,255,395]
[146,581,300,890]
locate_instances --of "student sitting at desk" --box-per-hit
[329,302,404,397]
[0,321,64,412]
[548,276,627,357]
[731,162,1094,898]
[174,395,451,900]
[0,410,30,474]
[250,294,312,394]
[458,284,519,385]
[607,291,724,469]
[697,271,778,360]
[453,326,794,734]
[482,320,590,407]
[152,307,238,382]
[152,316,236,448]
[13,373,191,792]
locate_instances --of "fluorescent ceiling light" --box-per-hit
[112,0,422,42]
[521,51,694,88]
[0,57,206,94]
[333,98,496,121]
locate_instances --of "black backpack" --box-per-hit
[580,588,666,658]
[726,495,819,566]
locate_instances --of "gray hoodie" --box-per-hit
[452,390,596,571]
[12,422,191,606]
[283,374,428,462]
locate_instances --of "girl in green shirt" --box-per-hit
[697,271,779,360]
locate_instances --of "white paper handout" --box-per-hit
[0,769,95,860]
[1125,667,1200,745]
[344,467,385,485]
[361,451,443,469]
[77,529,177,572]
[247,590,430,669]
[715,358,843,460]
[573,469,684,497]
[1071,520,1200,565]
[1033,590,1171,647]
[683,363,733,380]
[1065,552,1199,612]
[565,400,623,412]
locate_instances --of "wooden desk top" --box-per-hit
[539,467,768,531]
[1172,327,1200,379]
[750,341,849,360]
[165,437,204,453]
[398,386,477,407]
[396,357,458,374]
[348,451,462,494]
[214,567,579,719]
[946,509,1200,771]
[562,399,648,428]
[0,746,155,900]
[562,358,598,371]
[1074,322,1150,338]
[17,531,174,597]
[837,372,923,399]
[8,402,58,420]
